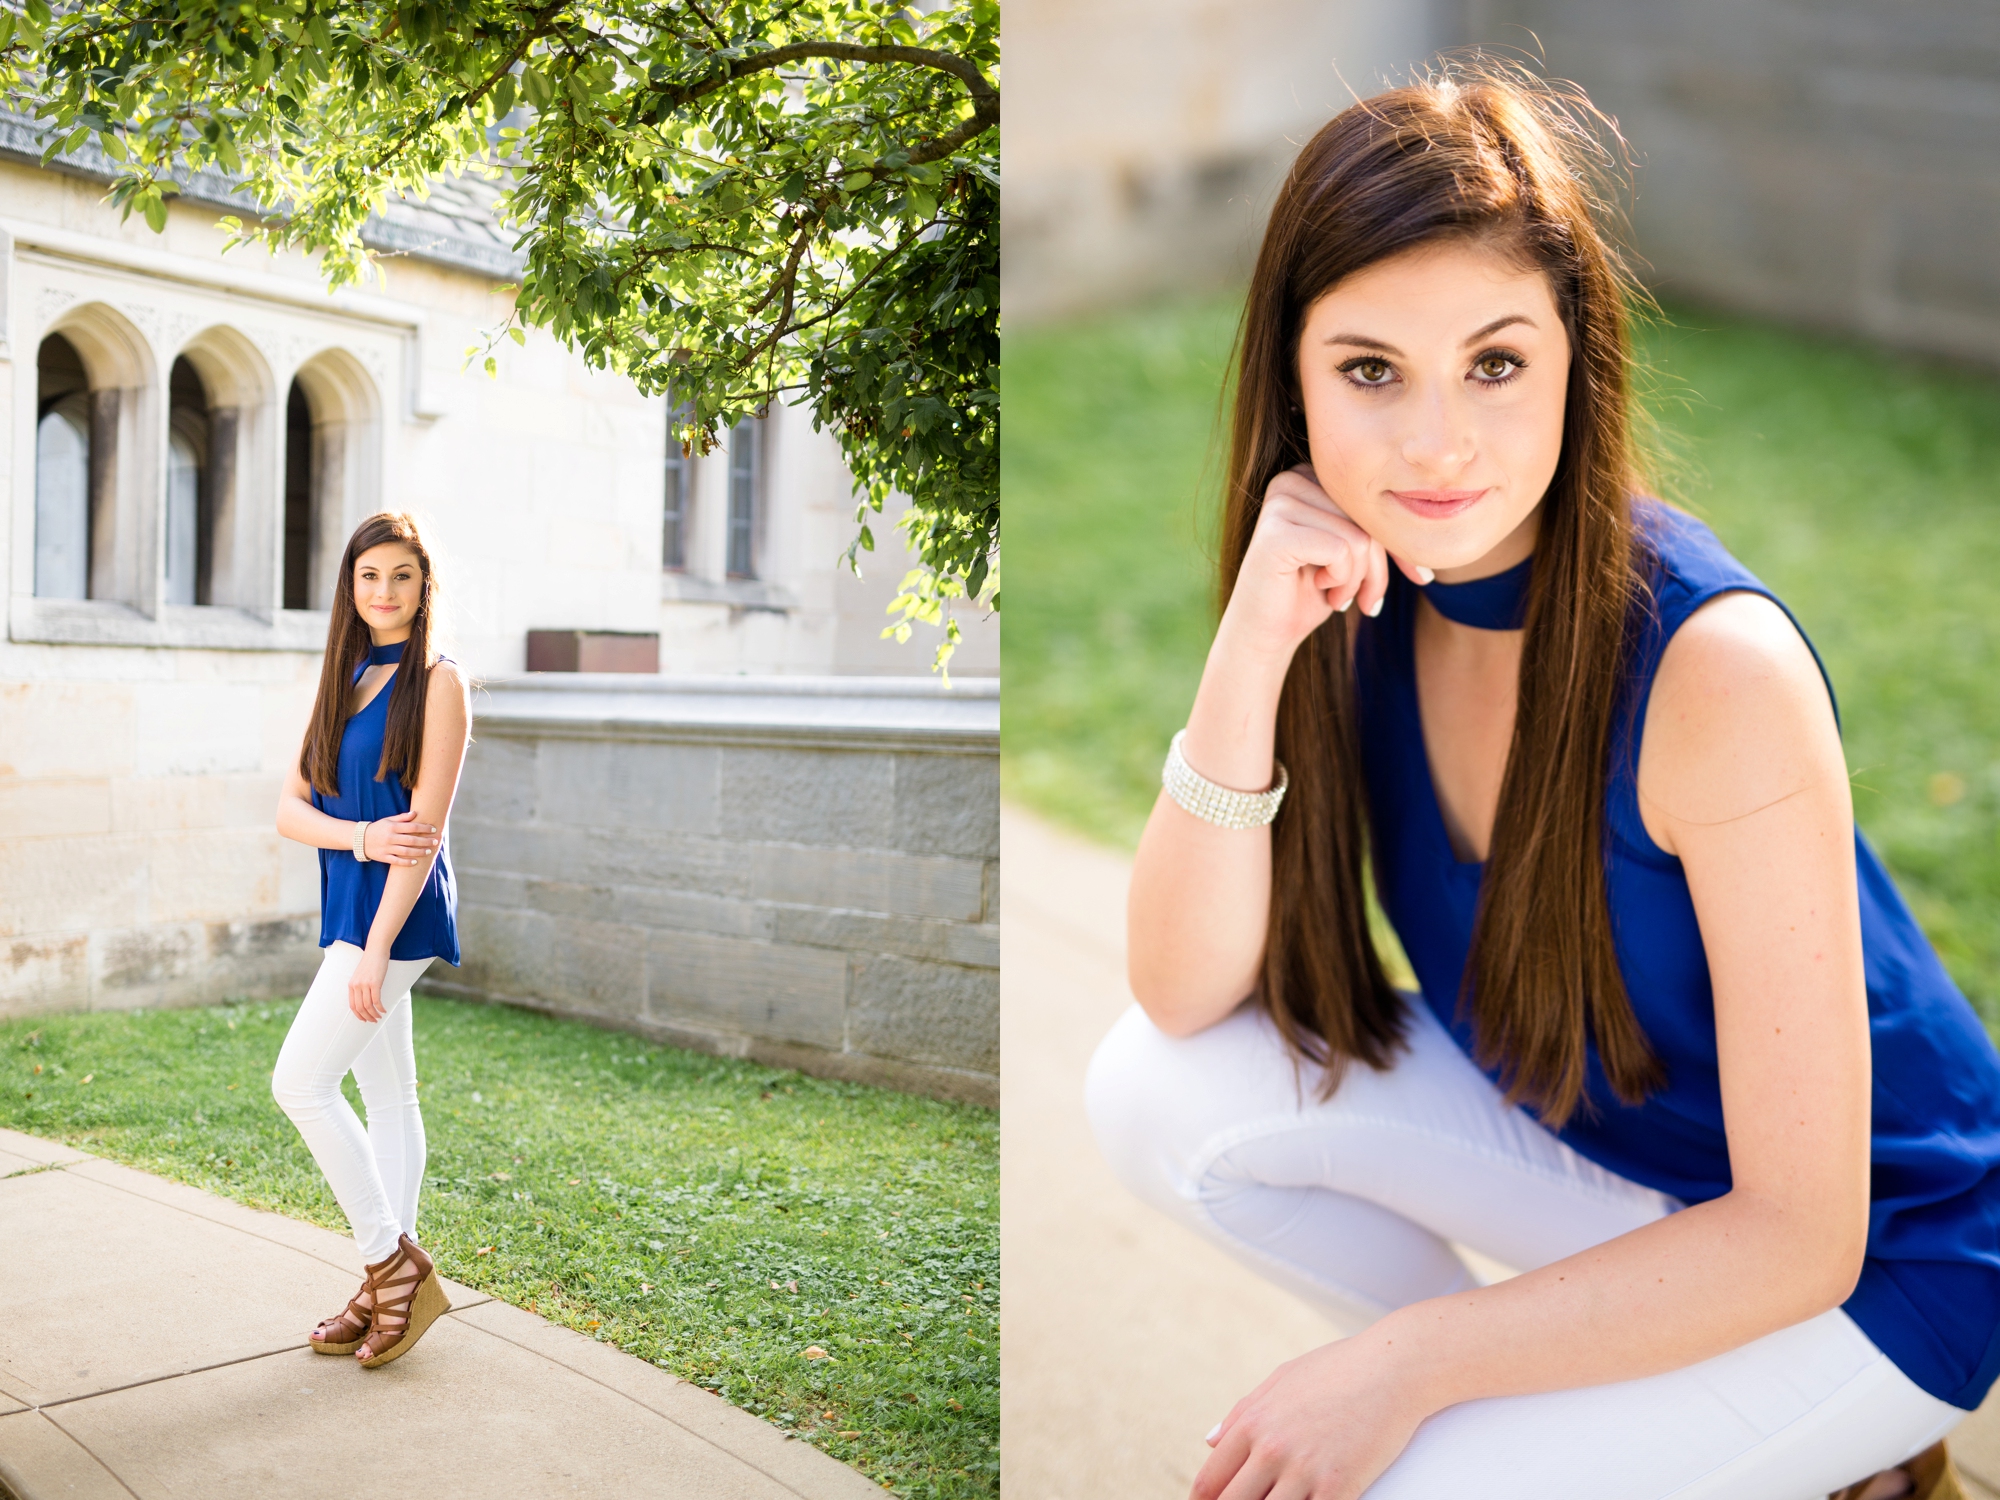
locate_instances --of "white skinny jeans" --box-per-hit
[1085,1000,1965,1499]
[272,941,435,1264]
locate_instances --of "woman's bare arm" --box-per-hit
[276,666,441,864]
[359,661,471,963]
[277,760,369,851]
[1196,591,1871,1498]
[1129,467,1397,1035]
[1387,592,1868,1383]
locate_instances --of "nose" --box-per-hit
[1399,386,1475,477]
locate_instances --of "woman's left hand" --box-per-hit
[1192,1334,1432,1500]
[348,948,391,1023]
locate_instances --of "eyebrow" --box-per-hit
[1322,314,1538,354]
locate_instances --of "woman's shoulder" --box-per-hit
[1630,498,1834,710]
[424,654,471,707]
[1638,538,1842,839]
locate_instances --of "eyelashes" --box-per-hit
[1334,348,1529,390]
[1470,348,1528,386]
[1337,356,1396,387]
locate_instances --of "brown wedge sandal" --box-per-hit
[308,1280,373,1356]
[1830,1441,1968,1500]
[353,1232,452,1369]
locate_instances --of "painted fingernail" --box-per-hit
[1364,595,1384,617]
[1205,1423,1222,1445]
[1336,597,1352,612]
[1415,565,1436,584]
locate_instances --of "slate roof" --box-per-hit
[0,108,525,281]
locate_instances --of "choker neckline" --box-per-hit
[367,639,408,666]
[1419,555,1532,630]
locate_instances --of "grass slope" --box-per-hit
[1004,293,2000,1022]
[0,997,997,1498]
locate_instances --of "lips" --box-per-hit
[1390,488,1487,520]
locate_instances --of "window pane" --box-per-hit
[33,407,89,600]
[663,398,691,570]
[35,334,91,601]
[727,415,758,579]
[166,434,200,606]
[168,357,213,606]
[283,381,313,609]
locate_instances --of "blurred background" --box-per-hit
[1001,2,2000,1495]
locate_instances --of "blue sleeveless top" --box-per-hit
[311,639,460,965]
[1355,502,2000,1410]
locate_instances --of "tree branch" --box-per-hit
[647,40,997,129]
[678,0,729,48]
[740,218,814,325]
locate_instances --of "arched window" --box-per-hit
[283,379,313,609]
[34,334,91,599]
[29,304,153,611]
[166,356,213,606]
[726,413,763,580]
[287,351,381,611]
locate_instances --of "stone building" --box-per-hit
[1001,0,1454,323]
[0,125,998,1099]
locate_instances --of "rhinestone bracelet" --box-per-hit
[1162,729,1289,830]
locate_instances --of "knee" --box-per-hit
[270,1059,332,1120]
[1084,1006,1197,1207]
[352,1076,421,1117]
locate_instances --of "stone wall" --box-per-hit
[432,675,999,1105]
[1463,0,2000,367]
[1008,1,2000,367]
[1001,0,1454,324]
[0,644,324,1015]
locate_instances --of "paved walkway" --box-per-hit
[0,1131,883,1500]
[997,803,2000,1499]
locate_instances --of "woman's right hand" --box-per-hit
[1220,464,1428,663]
[362,811,439,868]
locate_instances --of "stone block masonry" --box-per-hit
[0,654,328,1019]
[432,675,999,1106]
[1465,0,2000,368]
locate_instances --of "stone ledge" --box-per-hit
[9,597,330,653]
[659,573,801,612]
[472,673,998,755]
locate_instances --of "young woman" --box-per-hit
[1086,66,2000,1500]
[273,510,469,1369]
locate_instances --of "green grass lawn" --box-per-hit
[0,997,997,1499]
[1004,292,2000,1024]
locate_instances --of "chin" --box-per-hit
[1377,520,1514,575]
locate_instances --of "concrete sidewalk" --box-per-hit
[0,1130,883,1500]
[997,803,2000,1499]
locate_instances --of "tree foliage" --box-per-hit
[1,0,999,664]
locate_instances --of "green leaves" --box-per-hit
[3,2,999,660]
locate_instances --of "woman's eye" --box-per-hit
[1344,358,1394,386]
[1473,353,1523,382]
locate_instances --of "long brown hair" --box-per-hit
[1225,60,1664,1127]
[301,512,441,796]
